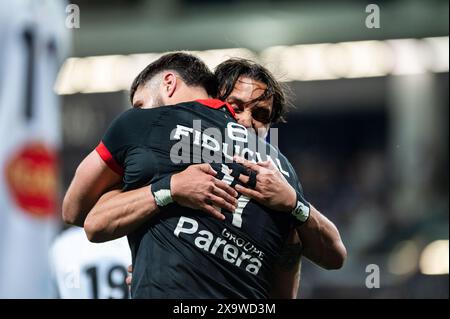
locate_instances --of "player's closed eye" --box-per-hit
[229,102,243,113]
[251,107,271,124]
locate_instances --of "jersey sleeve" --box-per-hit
[95,109,149,176]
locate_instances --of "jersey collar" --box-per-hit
[195,99,236,119]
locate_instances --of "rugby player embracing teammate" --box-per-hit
[63,53,346,298]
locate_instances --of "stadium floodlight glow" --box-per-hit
[423,36,449,73]
[80,55,127,94]
[55,56,123,95]
[335,40,393,78]
[388,39,429,76]
[259,45,292,81]
[387,240,419,276]
[192,48,258,70]
[54,49,254,95]
[419,240,449,275]
[54,36,450,95]
[54,57,80,95]
[294,43,339,81]
[260,43,339,81]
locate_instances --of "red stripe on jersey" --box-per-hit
[195,99,236,119]
[95,142,124,176]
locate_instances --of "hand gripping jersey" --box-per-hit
[96,99,309,298]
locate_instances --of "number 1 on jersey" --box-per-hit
[232,195,250,228]
[219,164,251,228]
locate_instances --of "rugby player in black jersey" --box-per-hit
[65,53,339,297]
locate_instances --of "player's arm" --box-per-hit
[295,204,346,270]
[62,149,122,227]
[84,186,156,243]
[234,156,347,270]
[84,163,239,243]
[63,109,140,227]
[269,228,302,299]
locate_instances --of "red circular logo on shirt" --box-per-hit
[4,142,58,218]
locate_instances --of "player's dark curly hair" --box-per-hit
[129,52,217,104]
[214,58,290,124]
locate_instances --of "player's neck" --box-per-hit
[171,87,209,104]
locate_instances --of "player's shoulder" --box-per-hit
[269,146,299,182]
[164,100,203,114]
[146,101,207,123]
[106,107,164,139]
[173,100,204,108]
[170,99,226,116]
[264,139,290,167]
[112,107,160,124]
[278,151,296,176]
[276,149,290,166]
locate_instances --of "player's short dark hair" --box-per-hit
[129,52,217,103]
[214,58,290,124]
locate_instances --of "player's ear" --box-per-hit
[162,72,177,98]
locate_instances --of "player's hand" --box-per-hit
[126,264,132,286]
[233,156,297,213]
[171,163,238,220]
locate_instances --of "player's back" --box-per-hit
[50,227,131,299]
[99,99,307,298]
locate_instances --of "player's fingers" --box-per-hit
[214,179,238,198]
[127,264,133,273]
[201,203,226,220]
[238,173,260,191]
[126,275,132,286]
[197,163,217,176]
[212,185,238,207]
[235,184,263,201]
[237,173,250,184]
[233,156,261,173]
[207,193,236,213]
[257,160,275,169]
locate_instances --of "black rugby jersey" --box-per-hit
[95,99,309,298]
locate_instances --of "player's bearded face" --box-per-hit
[224,76,273,138]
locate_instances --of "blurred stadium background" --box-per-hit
[0,0,448,298]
